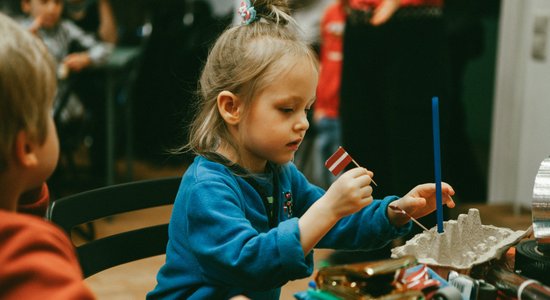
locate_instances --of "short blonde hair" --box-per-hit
[183,0,318,157]
[0,13,57,171]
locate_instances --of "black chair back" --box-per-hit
[48,176,180,278]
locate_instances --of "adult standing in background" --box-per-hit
[311,0,346,189]
[335,0,452,262]
[443,0,488,203]
[340,0,452,200]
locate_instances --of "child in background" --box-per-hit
[148,0,455,299]
[19,0,113,184]
[19,0,112,78]
[0,13,94,299]
[312,0,346,189]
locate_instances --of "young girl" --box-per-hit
[148,0,455,299]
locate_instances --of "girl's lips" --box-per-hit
[287,140,302,150]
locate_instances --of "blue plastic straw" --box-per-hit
[432,97,444,233]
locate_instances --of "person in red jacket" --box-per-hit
[0,12,94,300]
[312,0,346,189]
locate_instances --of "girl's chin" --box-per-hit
[273,154,294,165]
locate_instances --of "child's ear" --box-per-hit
[14,130,39,168]
[217,91,242,125]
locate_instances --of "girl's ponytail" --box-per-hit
[239,0,294,26]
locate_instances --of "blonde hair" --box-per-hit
[0,13,57,171]
[182,0,318,158]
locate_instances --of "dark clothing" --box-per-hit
[340,14,452,200]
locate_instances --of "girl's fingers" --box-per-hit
[444,196,456,208]
[361,185,373,199]
[441,182,455,195]
[344,168,373,185]
[404,197,426,211]
[345,167,369,177]
[361,196,374,206]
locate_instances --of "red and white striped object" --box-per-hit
[325,147,353,176]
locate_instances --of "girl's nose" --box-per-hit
[294,114,309,132]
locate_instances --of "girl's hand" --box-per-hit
[321,167,374,219]
[388,183,455,227]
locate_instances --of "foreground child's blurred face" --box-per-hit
[22,0,63,28]
[40,115,59,185]
[30,113,59,188]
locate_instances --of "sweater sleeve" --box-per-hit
[180,180,313,291]
[317,196,412,250]
[0,213,95,300]
[282,163,411,250]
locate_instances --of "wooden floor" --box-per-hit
[62,159,532,300]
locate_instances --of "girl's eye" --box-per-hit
[280,108,293,113]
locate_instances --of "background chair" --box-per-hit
[47,176,181,278]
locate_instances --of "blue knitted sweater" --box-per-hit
[147,156,411,299]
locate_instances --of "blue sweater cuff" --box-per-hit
[380,196,413,237]
[277,218,313,278]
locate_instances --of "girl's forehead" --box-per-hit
[268,54,317,77]
[252,60,317,100]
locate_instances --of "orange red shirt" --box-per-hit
[0,184,95,299]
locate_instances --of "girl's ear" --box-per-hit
[14,130,39,168]
[217,91,242,125]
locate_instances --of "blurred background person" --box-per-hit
[311,0,346,189]
[335,0,452,263]
[18,0,114,192]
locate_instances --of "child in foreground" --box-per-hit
[0,12,94,299]
[148,1,455,299]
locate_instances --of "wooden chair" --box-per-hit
[47,176,180,278]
